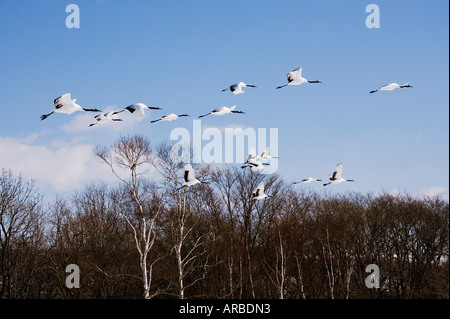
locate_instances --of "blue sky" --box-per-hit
[0,0,448,201]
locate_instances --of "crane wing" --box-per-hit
[248,147,257,159]
[287,67,302,82]
[134,108,146,121]
[54,93,72,108]
[261,146,270,157]
[380,83,395,91]
[212,106,225,113]
[256,181,265,193]
[125,105,137,113]
[331,163,343,180]
[184,164,195,182]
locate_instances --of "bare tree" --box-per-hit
[94,135,167,299]
[0,169,45,298]
[1,158,448,299]
[153,143,217,298]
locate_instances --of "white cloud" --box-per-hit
[0,132,166,198]
[0,135,115,192]
[389,187,449,202]
[18,132,40,144]
[389,188,401,197]
[60,112,96,133]
[420,186,449,201]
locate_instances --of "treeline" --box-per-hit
[0,136,448,299]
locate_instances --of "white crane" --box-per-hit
[323,163,355,186]
[370,83,412,94]
[252,181,270,201]
[198,105,245,118]
[293,177,322,184]
[123,103,161,121]
[150,113,189,123]
[241,155,269,172]
[276,67,321,89]
[41,93,101,120]
[89,110,125,127]
[247,148,258,161]
[222,82,256,95]
[259,147,278,160]
[178,164,201,190]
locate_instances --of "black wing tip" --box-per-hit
[53,96,62,104]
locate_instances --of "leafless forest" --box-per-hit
[0,135,448,299]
